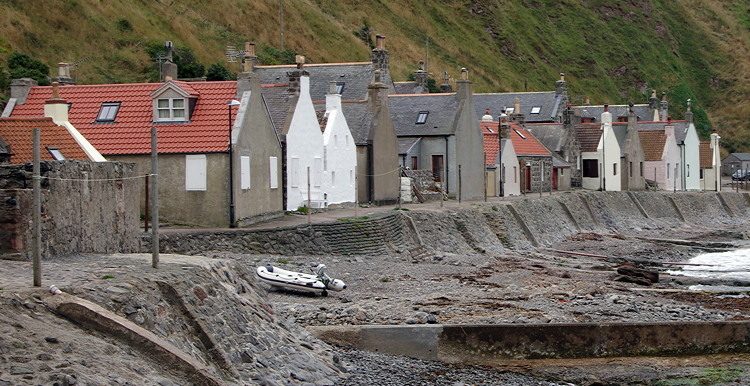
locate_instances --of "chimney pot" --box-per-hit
[460,68,468,80]
[246,42,255,56]
[375,34,386,50]
[295,55,305,69]
[51,82,60,99]
[604,103,609,112]
[662,92,667,101]
[58,63,71,78]
[560,72,565,81]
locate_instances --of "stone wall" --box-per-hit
[0,161,140,259]
[150,191,750,258]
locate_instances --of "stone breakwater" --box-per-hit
[149,191,750,257]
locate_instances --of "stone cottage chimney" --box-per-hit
[601,103,612,124]
[371,34,389,74]
[510,97,525,123]
[287,55,309,96]
[413,60,428,94]
[481,108,493,121]
[555,73,567,96]
[53,63,75,85]
[455,68,472,101]
[684,99,693,125]
[648,89,659,119]
[660,92,669,121]
[9,78,38,105]
[44,82,69,124]
[368,69,388,108]
[161,41,178,81]
[439,71,452,93]
[627,102,637,126]
[499,116,510,139]
[242,42,259,72]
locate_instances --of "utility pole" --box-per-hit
[33,128,41,287]
[307,167,311,224]
[151,127,159,269]
[279,0,284,50]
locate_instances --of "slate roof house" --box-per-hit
[722,153,750,177]
[6,67,283,227]
[473,73,570,124]
[480,117,520,196]
[700,129,722,191]
[389,69,485,200]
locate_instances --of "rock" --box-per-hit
[44,337,59,344]
[10,366,34,375]
[616,262,659,283]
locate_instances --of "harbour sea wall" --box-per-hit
[150,191,750,256]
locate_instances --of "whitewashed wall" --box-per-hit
[322,91,357,205]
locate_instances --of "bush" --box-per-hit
[206,63,234,81]
[115,18,133,32]
[7,52,49,85]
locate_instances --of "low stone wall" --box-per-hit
[151,191,750,258]
[0,161,140,260]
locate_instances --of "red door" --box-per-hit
[552,168,558,190]
[525,166,532,192]
[432,155,444,182]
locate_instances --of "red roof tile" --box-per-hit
[0,117,88,163]
[10,81,238,155]
[481,120,549,164]
[575,123,602,152]
[638,130,666,161]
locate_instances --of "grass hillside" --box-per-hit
[0,0,748,151]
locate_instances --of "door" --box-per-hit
[432,155,444,182]
[552,167,558,190]
[525,165,532,192]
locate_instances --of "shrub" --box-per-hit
[7,52,49,85]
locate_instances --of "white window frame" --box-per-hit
[185,154,207,191]
[240,156,251,189]
[97,102,120,122]
[157,98,186,121]
[416,111,429,124]
[530,106,541,114]
[269,156,279,189]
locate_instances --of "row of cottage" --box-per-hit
[0,37,723,227]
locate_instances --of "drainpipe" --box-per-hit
[368,142,374,203]
[680,141,685,191]
[444,136,450,194]
[226,100,240,227]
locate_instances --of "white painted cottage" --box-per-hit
[283,71,325,211]
[681,104,701,191]
[321,82,357,206]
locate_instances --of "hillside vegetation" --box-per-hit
[0,0,748,151]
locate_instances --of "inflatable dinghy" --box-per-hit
[256,264,346,296]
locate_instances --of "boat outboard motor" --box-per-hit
[314,264,347,291]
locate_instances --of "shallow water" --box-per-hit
[667,249,750,290]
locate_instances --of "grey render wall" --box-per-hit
[0,160,140,259]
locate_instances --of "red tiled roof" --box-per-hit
[575,123,602,152]
[699,141,712,168]
[10,81,237,155]
[0,117,88,163]
[638,130,666,161]
[480,120,549,164]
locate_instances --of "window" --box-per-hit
[96,102,120,122]
[506,107,515,114]
[240,156,251,189]
[336,82,345,94]
[667,163,670,179]
[157,98,186,121]
[530,106,541,114]
[185,155,207,191]
[699,168,704,179]
[46,147,65,160]
[269,157,278,189]
[613,163,617,176]
[416,111,429,124]
[291,157,300,187]
[514,166,517,183]
[640,162,644,177]
[687,164,690,177]
[582,159,599,177]
[629,162,633,178]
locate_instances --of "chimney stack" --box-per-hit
[413,60,428,94]
[326,81,342,113]
[368,69,388,108]
[510,97,525,123]
[481,108,493,121]
[9,78,38,105]
[455,68,472,101]
[660,92,669,121]
[601,103,612,125]
[287,55,309,95]
[439,71,452,93]
[371,34,389,74]
[161,41,178,81]
[44,82,69,124]
[242,42,259,72]
[685,99,693,125]
[500,116,510,139]
[53,63,75,85]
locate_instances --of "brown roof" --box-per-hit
[575,123,602,152]
[638,130,666,161]
[0,117,89,163]
[699,141,712,168]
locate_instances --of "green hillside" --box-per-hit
[0,0,748,151]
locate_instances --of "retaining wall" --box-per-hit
[0,161,140,260]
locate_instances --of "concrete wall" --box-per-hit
[0,160,140,259]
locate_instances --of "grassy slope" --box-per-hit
[0,0,747,150]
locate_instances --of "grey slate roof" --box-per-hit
[473,92,561,123]
[261,84,292,136]
[732,153,750,161]
[613,124,629,157]
[524,123,565,153]
[398,138,420,155]
[388,93,459,137]
[394,82,420,95]
[311,100,375,145]
[254,62,395,102]
[574,104,652,122]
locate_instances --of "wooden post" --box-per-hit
[144,175,149,232]
[32,127,41,287]
[151,127,159,269]
[458,164,462,203]
[355,173,359,218]
[307,166,311,224]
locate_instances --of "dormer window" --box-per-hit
[530,106,541,114]
[157,98,186,121]
[96,102,120,122]
[336,82,345,94]
[416,111,429,124]
[506,107,515,114]
[46,146,65,160]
